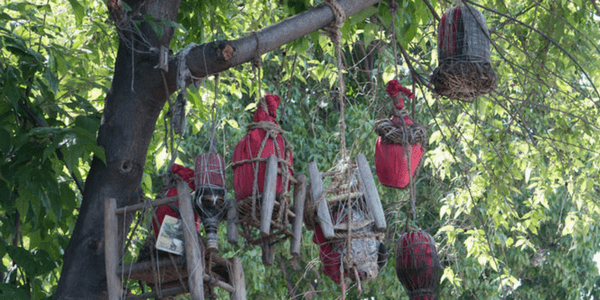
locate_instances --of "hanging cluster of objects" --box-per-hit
[430,4,496,100]
[110,1,496,298]
[374,82,441,299]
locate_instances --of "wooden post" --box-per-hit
[177,181,205,300]
[227,199,239,244]
[260,155,278,236]
[307,162,334,238]
[291,174,306,256]
[104,198,122,300]
[229,257,247,300]
[356,153,386,230]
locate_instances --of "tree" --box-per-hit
[2,0,600,299]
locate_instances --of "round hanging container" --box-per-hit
[395,231,441,300]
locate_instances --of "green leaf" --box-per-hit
[67,0,85,25]
[6,246,37,276]
[44,67,59,94]
[0,283,29,300]
[0,128,11,154]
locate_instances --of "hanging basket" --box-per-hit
[194,153,227,251]
[306,154,388,286]
[430,5,496,100]
[231,94,304,265]
[395,231,441,300]
[374,81,426,189]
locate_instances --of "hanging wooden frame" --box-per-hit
[104,181,247,300]
[306,154,387,285]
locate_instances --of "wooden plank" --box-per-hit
[261,240,274,266]
[291,174,306,256]
[177,181,205,300]
[307,162,334,238]
[260,155,278,236]
[104,198,122,300]
[227,199,239,244]
[229,257,247,300]
[356,153,386,230]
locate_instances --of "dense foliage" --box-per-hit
[2,0,600,299]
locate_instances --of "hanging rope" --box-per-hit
[323,0,348,161]
[252,31,265,112]
[386,2,420,230]
[388,0,399,78]
[209,74,220,153]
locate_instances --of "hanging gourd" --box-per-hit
[152,164,200,238]
[374,80,427,189]
[395,231,442,300]
[231,93,305,266]
[305,0,388,294]
[430,4,496,100]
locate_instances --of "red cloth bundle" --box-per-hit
[232,94,293,201]
[375,81,424,189]
[152,164,200,237]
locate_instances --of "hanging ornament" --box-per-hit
[395,231,441,300]
[231,93,303,266]
[374,80,427,189]
[194,152,227,251]
[430,4,496,100]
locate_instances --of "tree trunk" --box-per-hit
[55,0,380,298]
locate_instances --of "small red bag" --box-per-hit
[375,81,424,189]
[232,94,293,201]
[152,164,200,237]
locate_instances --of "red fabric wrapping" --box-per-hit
[396,232,440,300]
[375,81,424,189]
[232,94,293,201]
[439,7,462,59]
[152,164,200,237]
[312,225,345,284]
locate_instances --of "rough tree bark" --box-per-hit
[54,0,380,299]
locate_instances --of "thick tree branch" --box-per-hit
[177,0,381,84]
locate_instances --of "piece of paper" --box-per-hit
[155,215,184,255]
